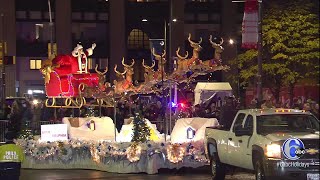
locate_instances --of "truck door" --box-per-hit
[227,113,246,166]
[234,115,254,170]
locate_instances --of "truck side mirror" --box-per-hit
[235,127,252,136]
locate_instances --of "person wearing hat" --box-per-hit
[0,131,25,180]
[72,43,96,73]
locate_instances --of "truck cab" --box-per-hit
[205,109,319,180]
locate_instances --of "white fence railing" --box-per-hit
[0,120,62,143]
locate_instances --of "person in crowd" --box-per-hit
[313,103,319,119]
[303,103,312,112]
[4,104,11,119]
[261,99,275,109]
[310,102,319,119]
[8,100,24,138]
[219,97,237,130]
[292,98,302,109]
[31,100,42,134]
[204,103,217,118]
[0,131,25,180]
[250,98,258,108]
[192,104,206,117]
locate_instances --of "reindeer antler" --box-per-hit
[114,64,126,75]
[142,59,155,69]
[122,57,135,68]
[209,35,224,46]
[188,33,202,45]
[176,47,189,59]
[95,64,108,75]
[152,48,166,59]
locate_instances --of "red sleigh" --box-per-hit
[45,55,99,98]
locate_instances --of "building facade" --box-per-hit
[0,0,243,97]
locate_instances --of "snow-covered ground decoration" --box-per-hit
[61,117,217,144]
[17,116,220,174]
[62,117,117,141]
[15,138,209,174]
[170,117,219,143]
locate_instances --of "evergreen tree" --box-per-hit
[131,113,150,143]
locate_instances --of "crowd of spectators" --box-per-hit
[250,96,319,119]
[1,94,318,137]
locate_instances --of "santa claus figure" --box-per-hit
[72,43,96,73]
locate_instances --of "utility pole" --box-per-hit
[162,19,167,141]
[1,13,5,111]
[256,0,263,106]
[48,0,54,57]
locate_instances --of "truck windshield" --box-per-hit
[257,114,319,135]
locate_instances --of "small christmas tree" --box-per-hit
[131,113,150,143]
[18,122,34,140]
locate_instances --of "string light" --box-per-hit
[126,143,142,162]
[15,138,209,165]
[167,144,185,163]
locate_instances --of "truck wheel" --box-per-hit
[210,155,225,180]
[254,159,266,180]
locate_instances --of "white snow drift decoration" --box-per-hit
[62,117,117,141]
[170,117,219,143]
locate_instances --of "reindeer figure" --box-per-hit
[175,47,189,72]
[188,33,202,60]
[94,64,113,95]
[152,48,167,81]
[209,35,224,65]
[78,65,111,98]
[142,59,155,83]
[113,58,135,94]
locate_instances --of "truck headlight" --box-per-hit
[265,144,281,159]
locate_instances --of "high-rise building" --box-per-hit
[0,0,243,97]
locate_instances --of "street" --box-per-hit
[20,167,255,180]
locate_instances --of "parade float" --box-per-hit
[18,34,230,174]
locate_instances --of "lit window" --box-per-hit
[30,59,42,70]
[127,29,149,49]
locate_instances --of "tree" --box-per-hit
[131,113,150,143]
[234,0,319,104]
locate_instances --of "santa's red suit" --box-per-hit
[46,44,98,97]
[71,44,95,73]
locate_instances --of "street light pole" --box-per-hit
[257,0,263,106]
[48,0,54,57]
[229,39,240,98]
[163,19,167,142]
[1,13,5,111]
[232,0,263,107]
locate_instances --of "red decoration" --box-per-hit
[45,55,99,97]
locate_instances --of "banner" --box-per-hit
[242,0,259,49]
[41,124,68,142]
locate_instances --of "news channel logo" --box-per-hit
[282,138,306,160]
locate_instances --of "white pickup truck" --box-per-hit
[204,109,319,180]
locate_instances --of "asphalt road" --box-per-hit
[20,167,255,180]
